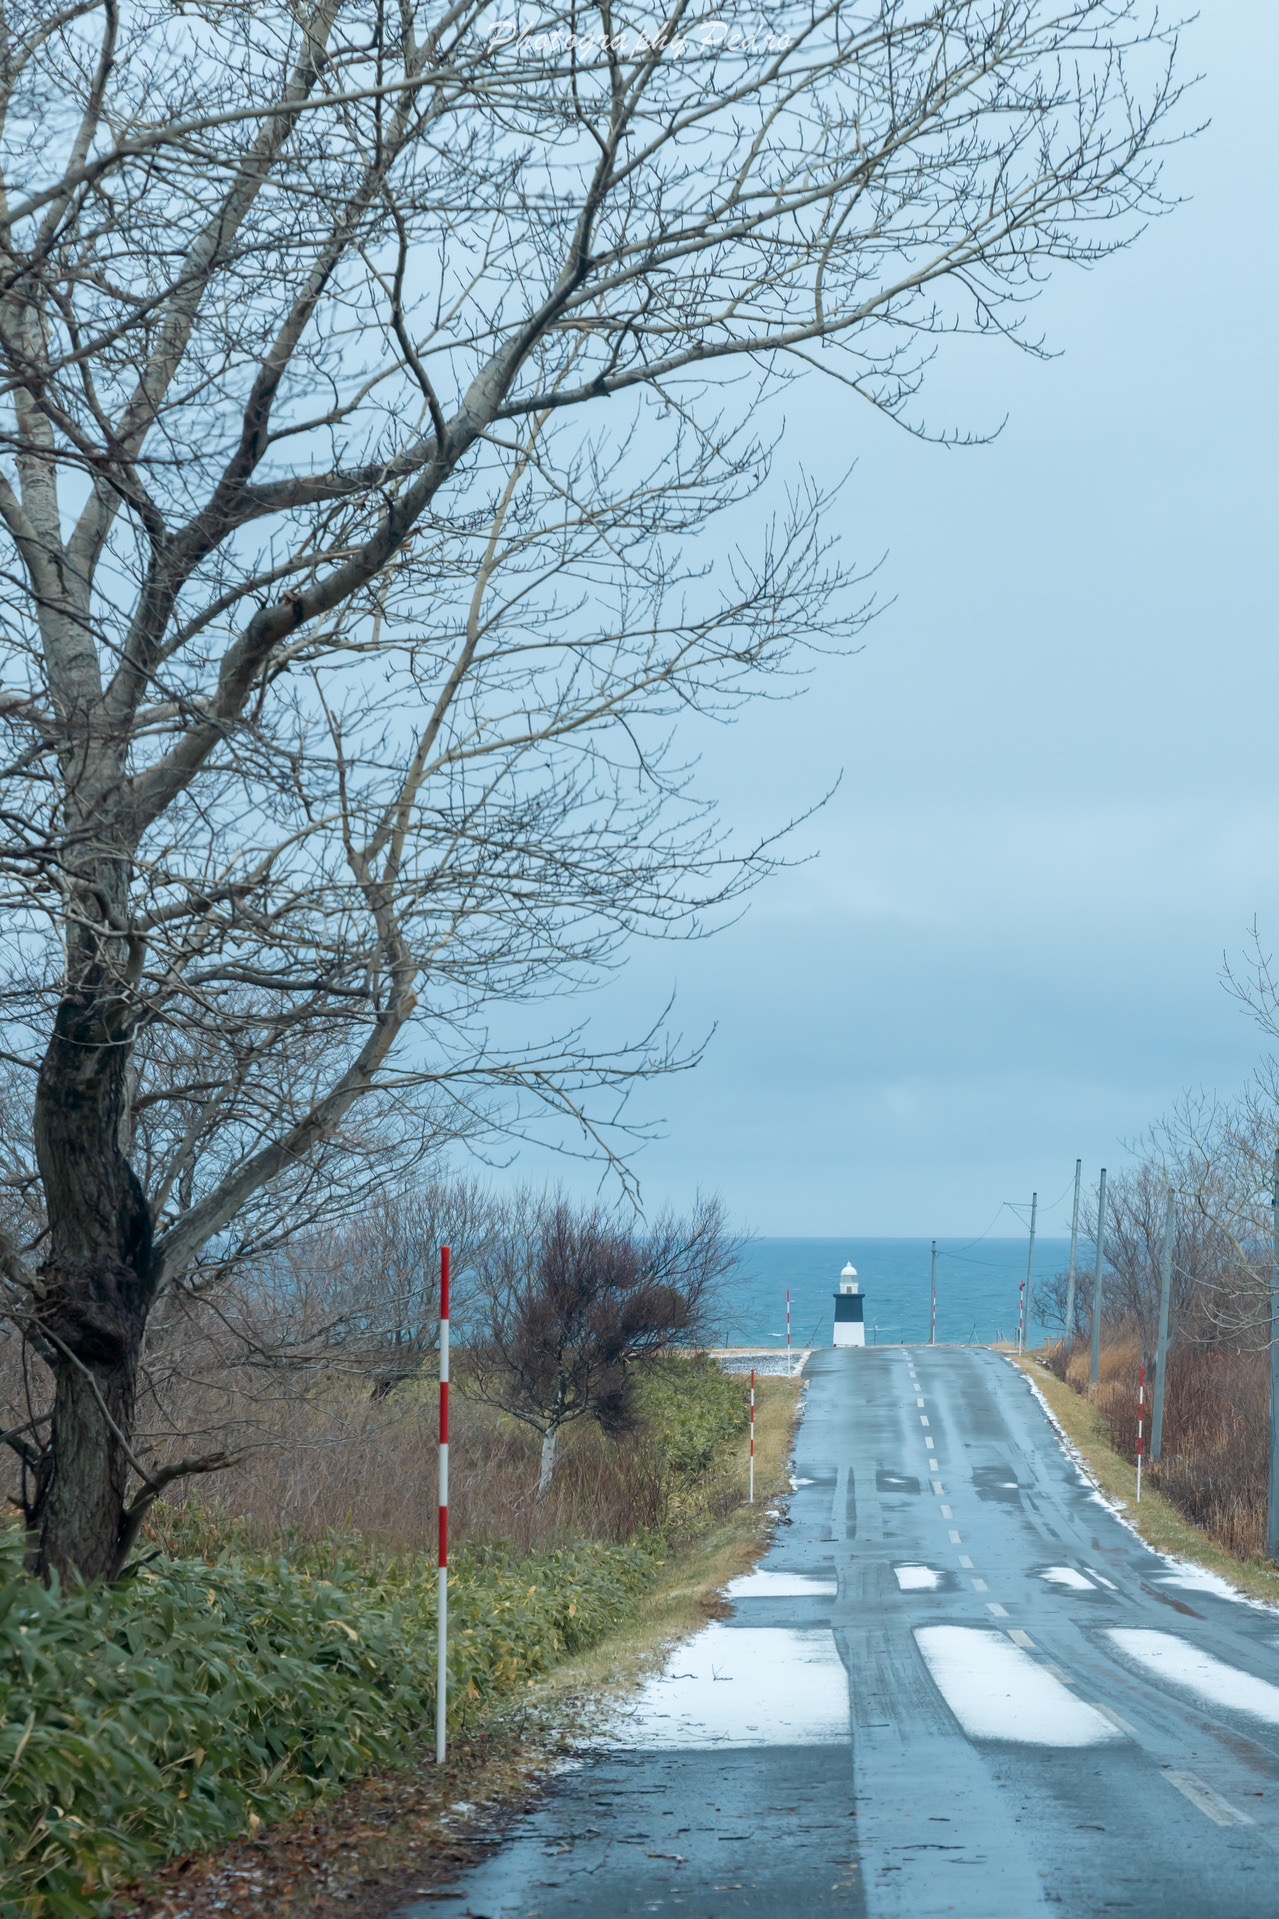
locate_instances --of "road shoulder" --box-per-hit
[1013,1352,1279,1610]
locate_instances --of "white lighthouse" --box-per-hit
[833,1262,866,1347]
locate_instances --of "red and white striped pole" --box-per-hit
[1016,1274,1026,1354]
[436,1244,451,1765]
[1136,1360,1146,1504]
[749,1367,756,1504]
[786,1289,792,1376]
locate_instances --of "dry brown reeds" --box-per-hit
[142,1380,678,1559]
[1055,1331,1268,1559]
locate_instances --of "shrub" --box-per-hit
[1056,1331,1269,1559]
[0,1529,653,1918]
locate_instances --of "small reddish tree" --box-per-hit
[467,1196,730,1496]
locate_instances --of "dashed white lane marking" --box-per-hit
[971,1577,989,1592]
[925,1437,935,1450]
[1108,1630,1279,1726]
[1041,1566,1095,1591]
[949,1530,962,1544]
[920,1415,930,1427]
[986,1602,1009,1618]
[1042,1664,1076,1686]
[916,1396,926,1408]
[931,1480,945,1495]
[1085,1566,1117,1590]
[939,1503,953,1518]
[1163,1770,1255,1827]
[1093,1703,1137,1736]
[1007,1630,1034,1650]
[915,1626,1119,1745]
[895,1565,941,1591]
[958,1555,974,1570]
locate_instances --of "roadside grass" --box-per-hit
[1015,1353,1279,1608]
[118,1369,804,1919]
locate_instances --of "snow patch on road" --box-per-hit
[727,1568,837,1599]
[1040,1566,1095,1591]
[1107,1630,1279,1725]
[894,1565,940,1591]
[915,1626,1119,1747]
[609,1624,850,1748]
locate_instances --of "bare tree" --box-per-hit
[1041,1089,1274,1353]
[466,1193,729,1495]
[0,0,1184,1580]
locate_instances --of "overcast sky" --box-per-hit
[503,3,1278,1239]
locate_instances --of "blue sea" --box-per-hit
[720,1237,1072,1350]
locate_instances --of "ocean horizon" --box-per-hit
[723,1235,1075,1350]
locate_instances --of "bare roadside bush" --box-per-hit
[1055,1332,1268,1559]
[466,1194,731,1495]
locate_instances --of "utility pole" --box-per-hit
[1064,1159,1082,1345]
[1090,1167,1108,1388]
[1017,1192,1037,1354]
[1151,1188,1175,1462]
[1269,1149,1279,1561]
[930,1239,938,1345]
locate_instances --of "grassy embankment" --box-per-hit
[0,1357,803,1919]
[1015,1349,1279,1607]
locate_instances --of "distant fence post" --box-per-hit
[436,1244,451,1765]
[1089,1168,1108,1388]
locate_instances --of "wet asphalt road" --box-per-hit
[395,1347,1279,1919]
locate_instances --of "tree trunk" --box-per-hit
[32,1346,143,1585]
[29,980,156,1585]
[536,1426,558,1500]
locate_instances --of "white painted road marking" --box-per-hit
[1108,1629,1279,1727]
[958,1555,974,1570]
[916,1397,926,1408]
[986,1602,1009,1618]
[931,1480,945,1495]
[914,1626,1119,1746]
[939,1503,952,1518]
[925,1437,935,1450]
[971,1577,989,1592]
[1085,1566,1117,1590]
[1163,1770,1255,1826]
[1007,1630,1034,1650]
[920,1415,930,1427]
[1093,1703,1137,1735]
[949,1530,962,1544]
